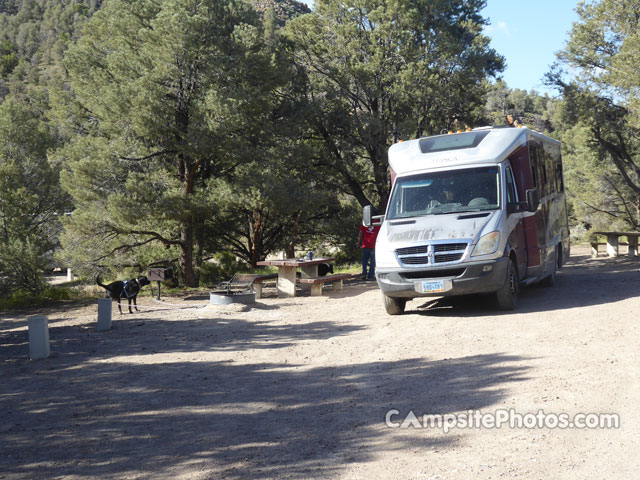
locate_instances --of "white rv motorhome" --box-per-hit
[364,126,570,315]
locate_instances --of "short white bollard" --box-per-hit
[97,298,112,331]
[28,316,50,360]
[66,268,73,282]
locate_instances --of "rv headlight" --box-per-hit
[472,231,500,257]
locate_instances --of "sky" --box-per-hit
[481,0,579,94]
[300,0,580,95]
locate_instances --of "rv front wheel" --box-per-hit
[383,294,406,315]
[495,259,519,310]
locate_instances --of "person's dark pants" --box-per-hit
[361,248,375,279]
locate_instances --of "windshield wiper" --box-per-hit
[455,208,492,214]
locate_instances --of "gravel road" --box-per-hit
[1,245,639,479]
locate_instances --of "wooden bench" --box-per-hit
[297,273,352,296]
[219,273,278,299]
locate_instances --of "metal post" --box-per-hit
[28,316,50,359]
[97,298,112,331]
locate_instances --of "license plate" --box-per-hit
[416,279,451,294]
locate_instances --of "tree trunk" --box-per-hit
[179,157,204,287]
[180,223,198,287]
[286,210,303,258]
[249,210,263,268]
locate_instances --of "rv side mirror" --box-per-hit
[363,205,373,227]
[526,189,539,212]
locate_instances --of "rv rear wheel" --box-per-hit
[540,245,559,287]
[495,259,519,310]
[383,294,406,315]
[540,247,558,287]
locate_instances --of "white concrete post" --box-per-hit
[277,266,297,297]
[299,264,318,293]
[28,316,50,360]
[628,236,638,258]
[606,234,619,257]
[97,298,112,331]
[66,268,73,282]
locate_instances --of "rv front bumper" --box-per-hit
[376,257,509,299]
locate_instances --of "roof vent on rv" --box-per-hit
[419,130,490,154]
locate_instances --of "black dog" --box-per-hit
[295,263,334,278]
[97,275,151,314]
[317,263,334,276]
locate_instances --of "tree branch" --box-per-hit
[120,150,176,162]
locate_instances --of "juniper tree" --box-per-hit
[550,0,640,229]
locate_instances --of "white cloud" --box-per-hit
[498,21,512,36]
[484,20,517,37]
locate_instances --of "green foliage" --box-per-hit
[0,40,18,77]
[199,251,243,287]
[284,0,504,210]
[0,285,71,311]
[0,96,69,295]
[0,0,99,92]
[56,0,291,286]
[252,0,310,27]
[551,0,640,231]
[484,80,557,133]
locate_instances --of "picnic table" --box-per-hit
[256,257,336,297]
[591,231,640,258]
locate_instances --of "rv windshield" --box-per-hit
[386,167,500,219]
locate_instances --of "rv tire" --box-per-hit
[383,294,406,315]
[540,246,559,288]
[495,259,518,310]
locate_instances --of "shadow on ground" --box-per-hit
[0,310,530,479]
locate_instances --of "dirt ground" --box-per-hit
[2,244,640,479]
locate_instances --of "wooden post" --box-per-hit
[28,316,50,359]
[97,298,112,331]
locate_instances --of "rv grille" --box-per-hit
[435,253,463,263]
[396,245,428,256]
[396,242,469,267]
[401,256,430,265]
[434,243,467,253]
[401,269,465,279]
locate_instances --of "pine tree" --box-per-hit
[284,0,504,210]
[57,0,284,285]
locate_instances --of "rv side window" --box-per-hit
[544,147,555,192]
[505,167,517,204]
[529,145,538,188]
[530,142,548,198]
[555,163,564,191]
